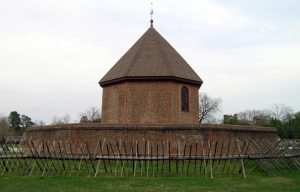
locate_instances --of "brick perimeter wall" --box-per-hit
[24,124,278,144]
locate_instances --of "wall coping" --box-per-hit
[25,123,278,133]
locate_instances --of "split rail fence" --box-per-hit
[1,137,300,178]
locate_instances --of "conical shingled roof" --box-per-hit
[99,27,203,87]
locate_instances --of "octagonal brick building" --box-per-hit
[23,24,278,144]
[99,26,203,124]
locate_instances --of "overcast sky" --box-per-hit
[1,0,300,124]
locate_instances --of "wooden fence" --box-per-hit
[1,137,300,178]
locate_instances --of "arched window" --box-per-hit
[181,86,189,112]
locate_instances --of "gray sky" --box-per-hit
[1,0,300,124]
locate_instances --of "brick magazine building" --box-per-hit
[24,23,278,143]
[100,25,202,124]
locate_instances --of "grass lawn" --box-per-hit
[1,171,300,192]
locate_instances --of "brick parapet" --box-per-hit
[26,123,277,133]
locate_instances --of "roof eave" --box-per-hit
[99,76,203,88]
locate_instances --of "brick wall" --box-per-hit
[101,81,199,124]
[24,123,278,144]
[24,124,278,156]
[101,83,126,123]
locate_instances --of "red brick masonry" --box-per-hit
[101,82,200,124]
[24,123,278,143]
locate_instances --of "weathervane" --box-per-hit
[150,2,154,27]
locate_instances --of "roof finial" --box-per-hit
[150,2,154,27]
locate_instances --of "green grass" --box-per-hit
[1,171,300,192]
[2,157,300,191]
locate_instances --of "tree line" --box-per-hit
[222,105,300,139]
[199,93,300,139]
[1,95,299,139]
[0,111,35,136]
[51,106,101,125]
[0,106,102,136]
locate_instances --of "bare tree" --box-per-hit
[62,114,71,124]
[79,106,101,123]
[238,109,272,122]
[52,114,71,125]
[52,116,63,125]
[236,104,293,126]
[199,93,222,123]
[86,106,100,121]
[271,104,293,122]
[34,120,45,126]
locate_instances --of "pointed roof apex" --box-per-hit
[99,27,203,87]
